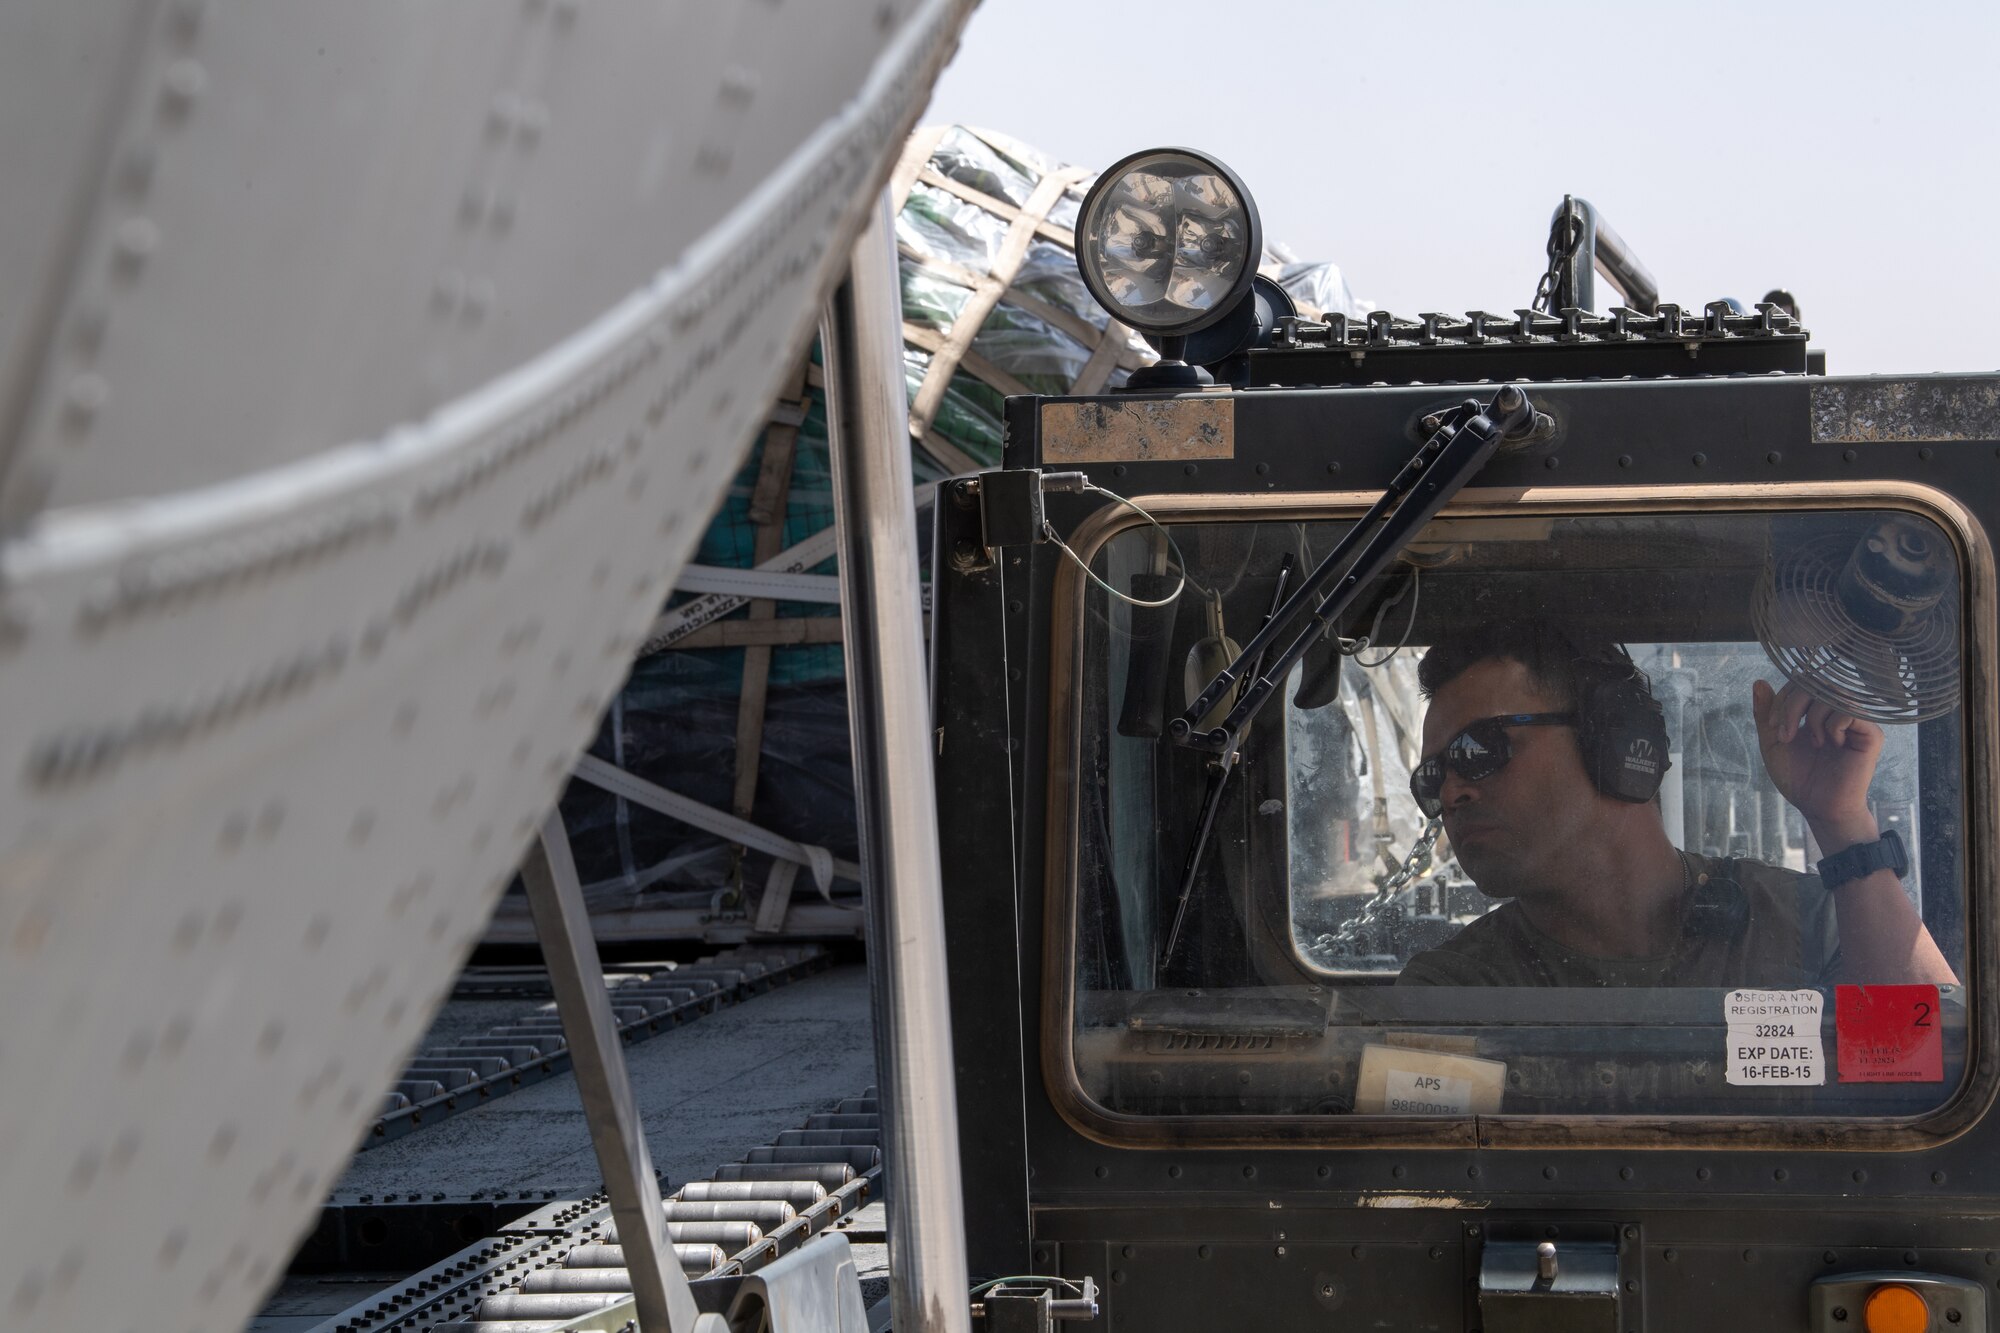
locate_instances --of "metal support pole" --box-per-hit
[521,812,707,1333]
[824,192,974,1333]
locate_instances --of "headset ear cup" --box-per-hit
[1568,645,1672,802]
[1586,678,1670,803]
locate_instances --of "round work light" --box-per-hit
[1075,147,1263,340]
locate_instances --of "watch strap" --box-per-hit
[1816,828,1909,892]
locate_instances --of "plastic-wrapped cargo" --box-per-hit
[489,127,1369,943]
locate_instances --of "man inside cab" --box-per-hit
[1395,620,1958,988]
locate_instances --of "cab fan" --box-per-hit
[1752,517,1960,724]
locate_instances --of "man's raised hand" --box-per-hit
[1751,677,1881,830]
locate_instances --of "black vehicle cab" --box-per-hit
[931,149,1998,1332]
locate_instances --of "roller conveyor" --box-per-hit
[310,1092,883,1332]
[710,1162,859,1189]
[678,1181,828,1209]
[364,945,834,1149]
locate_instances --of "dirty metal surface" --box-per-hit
[1040,397,1237,465]
[1811,377,2000,443]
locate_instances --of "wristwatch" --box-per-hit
[1816,828,1909,892]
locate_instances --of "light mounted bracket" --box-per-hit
[1074,146,1263,390]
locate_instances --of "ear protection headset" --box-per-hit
[1570,644,1673,804]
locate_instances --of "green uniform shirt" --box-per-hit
[1396,853,1839,988]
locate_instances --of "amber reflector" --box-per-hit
[1863,1283,1929,1333]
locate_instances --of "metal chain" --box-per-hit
[1311,816,1445,955]
[1531,198,1584,315]
[1380,815,1444,892]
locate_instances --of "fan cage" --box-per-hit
[1753,532,1961,724]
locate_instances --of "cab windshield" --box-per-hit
[1066,501,1974,1124]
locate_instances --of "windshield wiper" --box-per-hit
[1160,552,1294,973]
[1168,383,1543,756]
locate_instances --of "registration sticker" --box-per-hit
[1836,985,1943,1083]
[1724,988,1825,1086]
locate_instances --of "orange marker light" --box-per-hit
[1863,1283,1929,1333]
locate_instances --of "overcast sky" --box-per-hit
[922,0,1997,375]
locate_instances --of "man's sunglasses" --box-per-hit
[1409,713,1576,818]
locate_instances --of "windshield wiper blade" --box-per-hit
[1168,383,1541,756]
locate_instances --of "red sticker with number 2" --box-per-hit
[1836,985,1943,1083]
